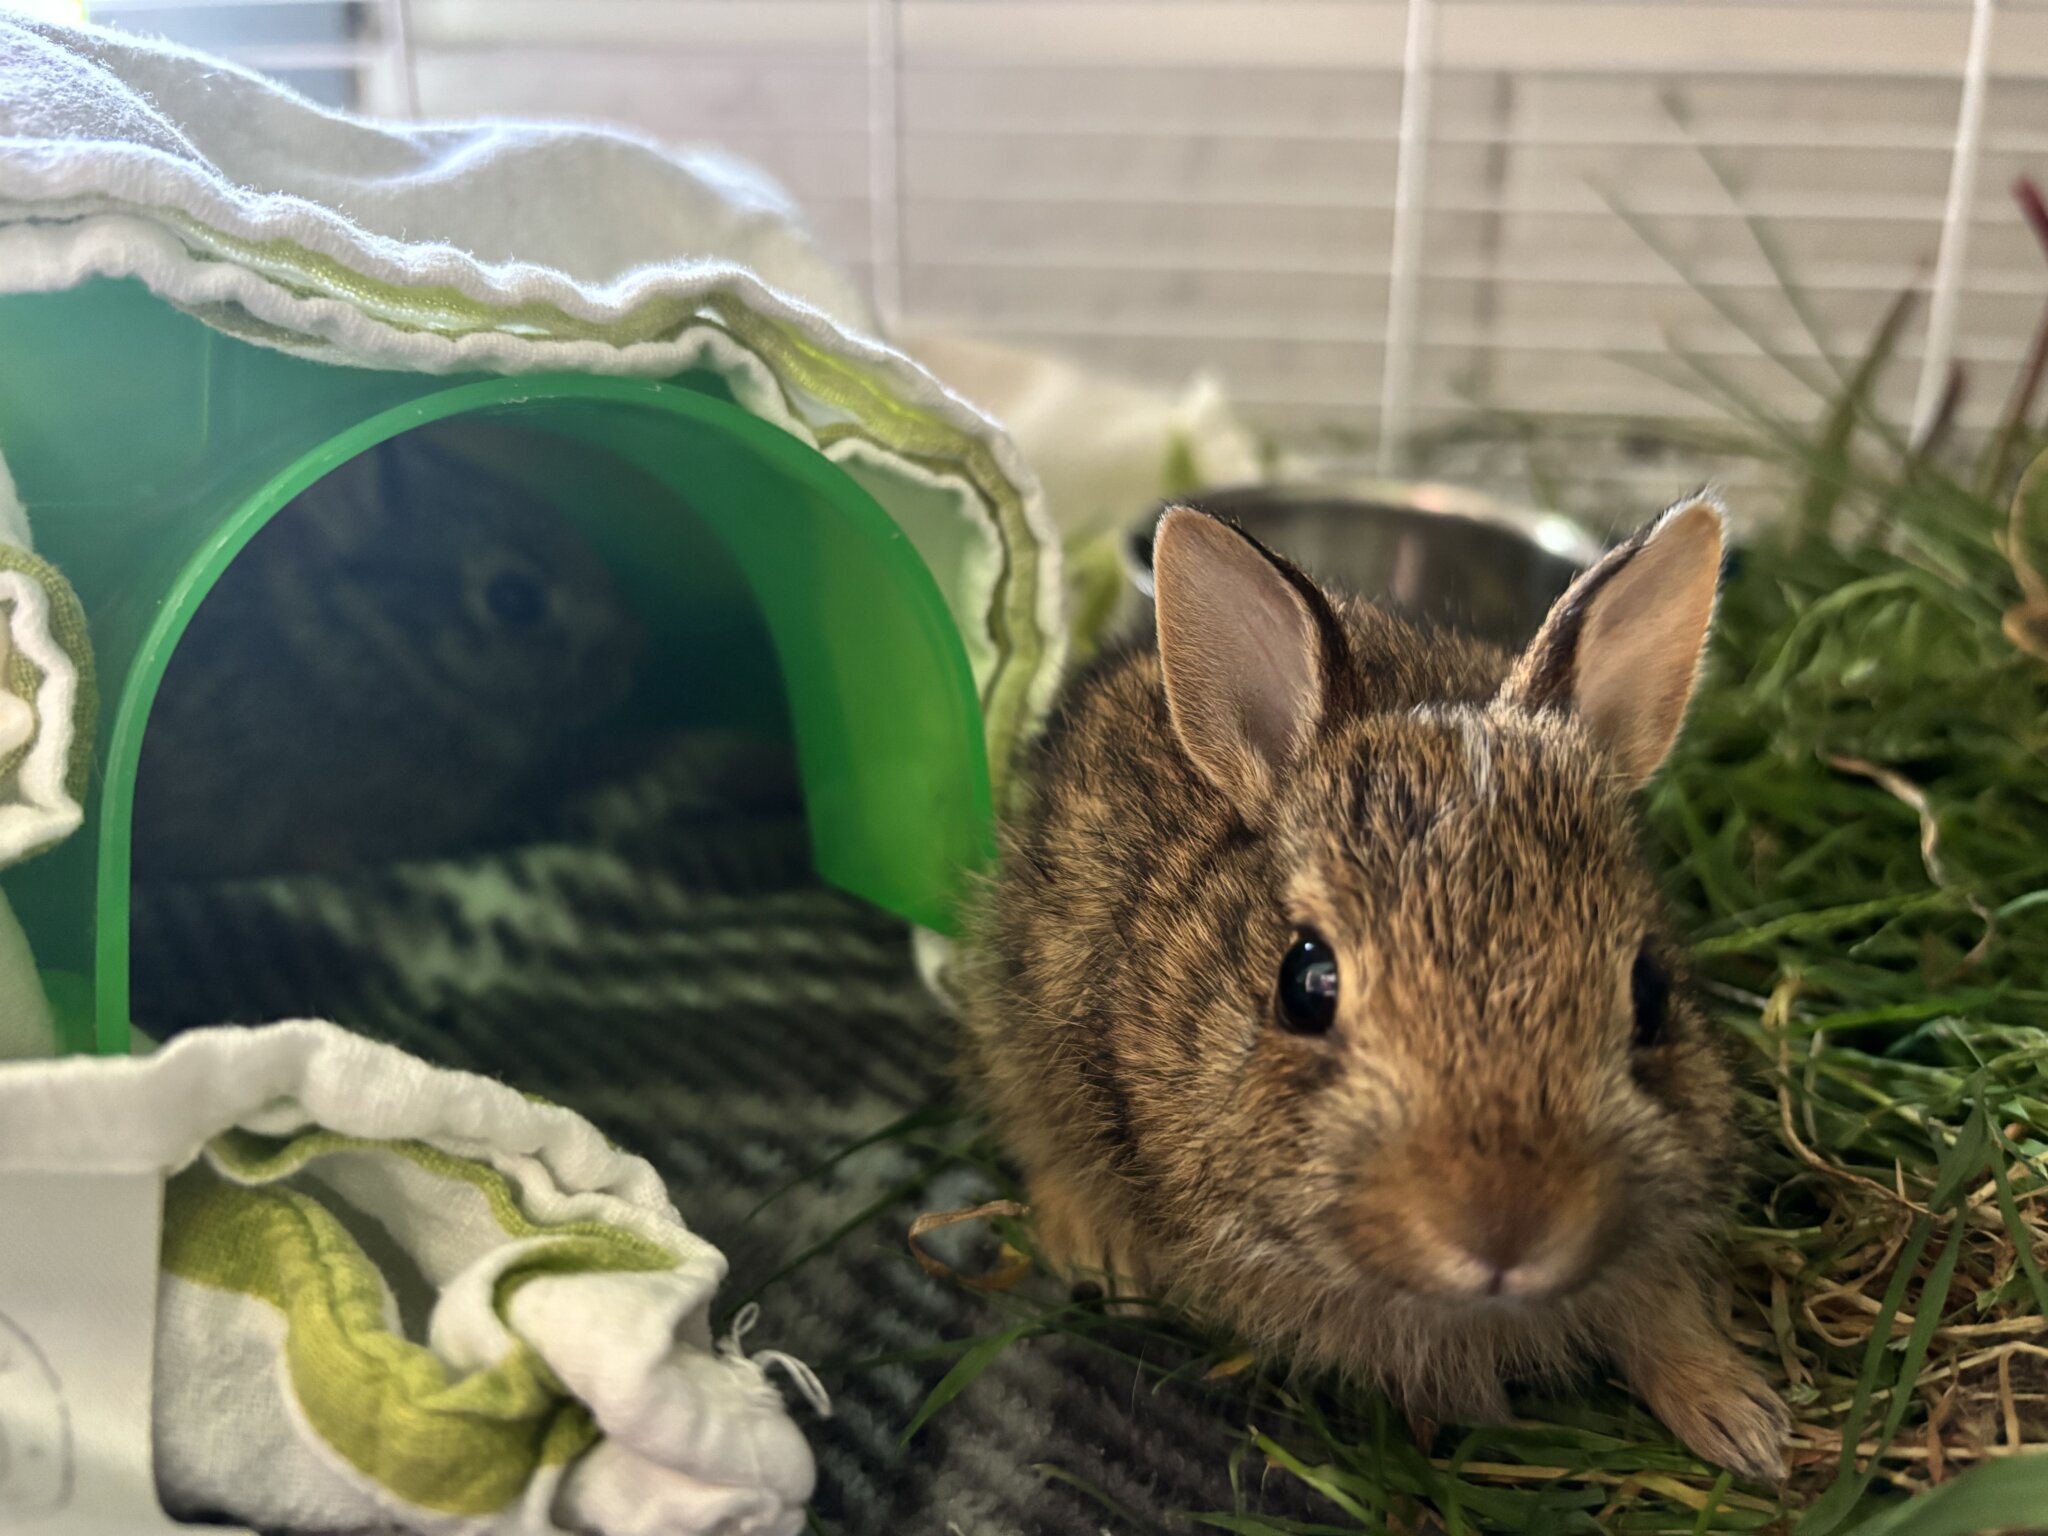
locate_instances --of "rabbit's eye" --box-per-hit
[1630,945,1669,1048]
[1276,930,1339,1034]
[486,571,549,629]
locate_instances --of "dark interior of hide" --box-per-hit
[123,422,1326,1532]
[128,418,802,893]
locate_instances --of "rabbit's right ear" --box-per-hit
[1154,508,1339,817]
[1501,495,1723,786]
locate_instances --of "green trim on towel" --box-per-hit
[164,1167,594,1514]
[0,544,96,801]
[205,1127,679,1266]
[167,214,729,346]
[164,1130,680,1514]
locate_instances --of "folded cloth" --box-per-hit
[0,14,1065,780]
[0,1020,820,1536]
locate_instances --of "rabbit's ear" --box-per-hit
[1154,507,1342,816]
[1502,495,1724,787]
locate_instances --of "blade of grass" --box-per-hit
[1186,1516,1363,1536]
[1668,98,1850,391]
[1596,187,1835,402]
[1690,1472,1734,1536]
[1799,1109,1990,1536]
[898,1323,1034,1445]
[1841,1452,2048,1536]
[1982,1099,2048,1322]
[1795,287,1917,548]
[1032,1462,1154,1529]
[1980,176,2048,496]
[742,1102,957,1223]
[1253,1432,1380,1526]
[720,1153,962,1324]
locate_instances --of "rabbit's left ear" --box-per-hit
[1501,495,1723,787]
[1153,506,1343,817]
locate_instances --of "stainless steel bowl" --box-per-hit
[1123,479,1604,651]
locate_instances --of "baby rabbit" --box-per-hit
[133,426,641,880]
[963,497,1790,1482]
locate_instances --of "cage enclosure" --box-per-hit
[0,279,995,1057]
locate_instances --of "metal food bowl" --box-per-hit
[1123,480,1605,651]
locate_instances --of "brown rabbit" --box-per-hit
[962,496,1790,1483]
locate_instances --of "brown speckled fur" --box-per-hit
[962,499,1790,1482]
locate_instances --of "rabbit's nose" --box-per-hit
[1456,1192,1546,1290]
[1429,1176,1609,1301]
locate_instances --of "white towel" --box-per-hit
[0,1020,822,1536]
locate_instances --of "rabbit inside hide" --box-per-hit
[133,426,642,880]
